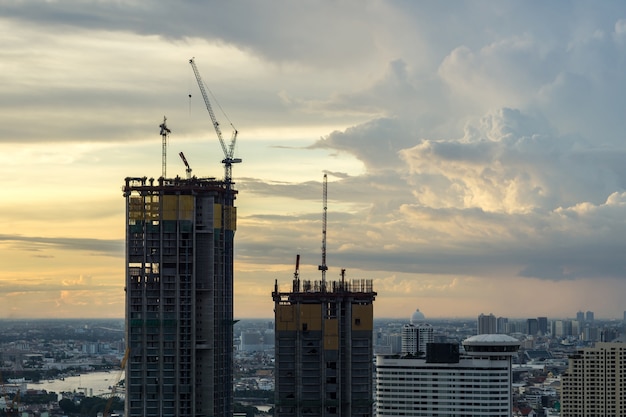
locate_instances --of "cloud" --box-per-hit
[399,108,625,213]
[3,1,626,318]
[239,103,626,284]
[0,235,123,257]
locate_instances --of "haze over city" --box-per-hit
[2,1,626,320]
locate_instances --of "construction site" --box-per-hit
[122,58,240,417]
[272,175,377,417]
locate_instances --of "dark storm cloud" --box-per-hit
[0,234,123,257]
[0,1,379,67]
[311,118,419,171]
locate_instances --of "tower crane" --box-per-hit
[293,254,301,292]
[104,347,129,417]
[318,174,328,285]
[189,58,241,184]
[179,151,192,179]
[159,116,171,178]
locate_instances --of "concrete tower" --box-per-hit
[273,274,376,417]
[123,175,237,417]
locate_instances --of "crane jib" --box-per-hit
[189,58,242,183]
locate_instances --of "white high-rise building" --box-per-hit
[376,334,520,417]
[561,342,626,417]
[401,323,434,356]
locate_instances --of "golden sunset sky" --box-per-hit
[2,1,626,320]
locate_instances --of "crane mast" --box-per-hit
[159,116,170,178]
[189,57,241,184]
[318,174,328,285]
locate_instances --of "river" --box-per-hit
[27,371,122,398]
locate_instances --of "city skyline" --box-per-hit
[3,2,626,319]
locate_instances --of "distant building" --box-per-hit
[585,310,594,322]
[526,318,539,336]
[240,331,264,352]
[376,335,520,417]
[561,342,626,417]
[401,323,433,356]
[537,316,548,335]
[553,319,573,337]
[497,316,509,334]
[576,311,585,323]
[410,308,426,324]
[477,313,497,335]
[582,326,599,342]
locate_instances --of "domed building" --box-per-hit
[410,308,425,324]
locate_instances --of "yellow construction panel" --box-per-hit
[299,304,322,331]
[225,206,237,231]
[212,204,237,230]
[162,195,178,220]
[324,318,338,350]
[352,304,374,330]
[161,195,194,220]
[214,204,222,227]
[179,195,194,220]
[276,305,297,331]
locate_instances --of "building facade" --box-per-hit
[123,176,237,417]
[401,323,433,356]
[376,334,520,417]
[561,342,626,417]
[496,317,508,334]
[273,276,376,417]
[526,318,539,336]
[477,313,497,335]
[537,316,548,335]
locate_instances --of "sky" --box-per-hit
[2,1,626,321]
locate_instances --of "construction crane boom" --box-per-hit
[189,57,241,183]
[293,254,301,292]
[179,152,192,179]
[318,174,328,284]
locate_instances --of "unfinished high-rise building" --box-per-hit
[123,175,237,417]
[272,271,377,417]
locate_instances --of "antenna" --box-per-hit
[318,174,328,285]
[159,116,171,178]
